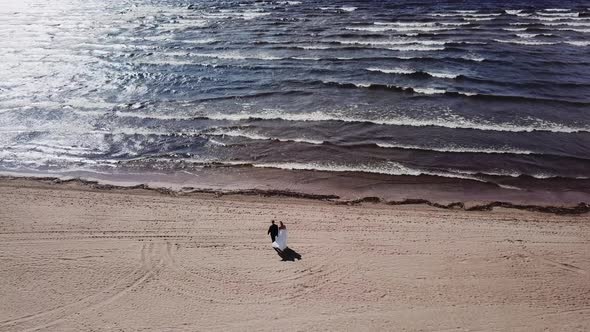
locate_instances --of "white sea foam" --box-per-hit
[374,21,436,27]
[180,38,218,44]
[541,21,590,26]
[252,161,484,182]
[427,71,459,79]
[532,15,588,21]
[366,67,458,79]
[441,22,471,26]
[203,110,590,134]
[345,26,454,32]
[503,28,528,31]
[430,12,501,17]
[296,45,331,50]
[555,28,590,32]
[544,8,571,12]
[494,39,556,45]
[191,52,283,60]
[291,56,322,61]
[340,6,357,12]
[463,17,494,21]
[462,55,485,62]
[387,45,445,51]
[413,88,446,94]
[565,41,590,46]
[536,11,578,17]
[208,129,323,145]
[107,111,196,121]
[376,143,534,155]
[332,39,446,46]
[496,184,524,191]
[366,67,414,74]
[206,128,534,155]
[331,39,446,51]
[505,10,523,15]
[516,33,539,38]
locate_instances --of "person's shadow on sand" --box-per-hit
[274,247,302,261]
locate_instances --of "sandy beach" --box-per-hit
[0,177,589,331]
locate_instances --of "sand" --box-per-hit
[0,178,589,331]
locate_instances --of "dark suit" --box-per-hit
[268,224,279,242]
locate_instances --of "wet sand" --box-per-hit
[0,178,589,331]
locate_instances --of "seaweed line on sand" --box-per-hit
[1,175,589,216]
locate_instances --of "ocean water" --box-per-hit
[1,0,590,196]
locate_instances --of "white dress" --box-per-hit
[272,228,288,251]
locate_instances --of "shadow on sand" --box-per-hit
[274,247,302,261]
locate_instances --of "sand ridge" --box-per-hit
[0,179,589,331]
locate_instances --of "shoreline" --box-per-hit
[1,175,589,215]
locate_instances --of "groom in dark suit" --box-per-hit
[267,220,279,243]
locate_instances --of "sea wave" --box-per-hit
[536,11,578,17]
[462,55,485,62]
[345,26,454,32]
[494,39,557,45]
[366,67,452,78]
[554,28,590,32]
[291,56,322,61]
[207,128,323,145]
[329,39,446,46]
[203,110,590,134]
[328,39,447,50]
[319,81,459,95]
[412,88,446,94]
[541,21,590,26]
[373,21,469,27]
[340,6,357,12]
[454,169,589,180]
[251,161,485,182]
[429,12,499,17]
[277,1,301,5]
[544,8,572,12]
[375,143,534,155]
[427,71,460,79]
[565,41,590,46]
[295,45,332,50]
[463,17,495,21]
[205,128,537,155]
[366,67,416,75]
[387,45,445,51]
[191,52,284,60]
[516,33,539,38]
[531,15,588,21]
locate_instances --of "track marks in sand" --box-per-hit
[537,257,587,275]
[0,243,165,332]
[147,242,359,305]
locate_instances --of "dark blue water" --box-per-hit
[1,0,590,191]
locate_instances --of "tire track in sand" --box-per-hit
[0,242,166,332]
[151,243,359,305]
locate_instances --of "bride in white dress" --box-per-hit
[272,221,287,251]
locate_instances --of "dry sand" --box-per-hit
[0,178,589,331]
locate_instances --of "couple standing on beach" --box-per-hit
[267,220,287,250]
[267,220,301,261]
